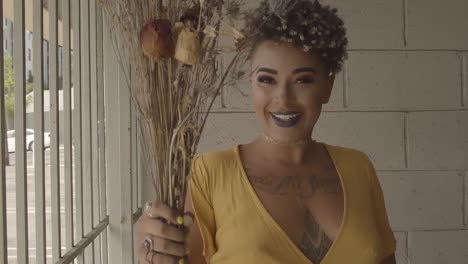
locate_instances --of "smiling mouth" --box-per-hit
[270,112,302,127]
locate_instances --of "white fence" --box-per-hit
[0,0,142,263]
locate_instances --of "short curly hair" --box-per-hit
[243,0,348,74]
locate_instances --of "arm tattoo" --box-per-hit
[299,211,332,263]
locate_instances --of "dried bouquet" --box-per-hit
[99,0,253,212]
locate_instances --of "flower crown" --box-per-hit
[242,0,349,73]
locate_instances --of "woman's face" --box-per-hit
[250,40,335,143]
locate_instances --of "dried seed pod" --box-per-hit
[139,19,175,62]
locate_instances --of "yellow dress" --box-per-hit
[189,143,397,264]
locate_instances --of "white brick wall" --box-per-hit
[197,0,468,263]
[394,232,408,264]
[409,230,468,263]
[406,0,468,50]
[378,171,465,230]
[347,52,462,111]
[321,0,405,49]
[464,53,468,108]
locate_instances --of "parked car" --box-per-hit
[6,129,51,153]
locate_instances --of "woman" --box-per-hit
[136,0,397,263]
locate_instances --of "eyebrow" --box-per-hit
[292,67,316,74]
[255,67,317,75]
[256,67,278,75]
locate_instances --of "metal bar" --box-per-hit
[131,99,138,264]
[33,0,46,263]
[62,0,74,253]
[132,209,143,224]
[137,120,142,209]
[97,4,108,262]
[104,19,121,263]
[89,0,101,262]
[119,46,134,264]
[72,1,84,262]
[49,0,62,261]
[14,0,28,263]
[132,102,138,213]
[80,0,94,261]
[56,217,109,264]
[0,1,7,263]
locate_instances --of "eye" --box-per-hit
[257,76,276,85]
[296,77,315,84]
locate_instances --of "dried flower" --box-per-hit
[203,26,217,38]
[230,27,245,40]
[102,0,252,211]
[221,47,237,52]
[139,19,175,62]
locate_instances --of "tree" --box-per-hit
[4,55,14,119]
[3,55,14,166]
[3,54,33,165]
[3,54,33,118]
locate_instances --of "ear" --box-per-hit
[322,74,335,104]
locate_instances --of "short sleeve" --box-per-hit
[364,155,397,258]
[188,155,217,261]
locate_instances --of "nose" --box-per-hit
[274,80,296,103]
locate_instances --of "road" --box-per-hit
[4,146,70,264]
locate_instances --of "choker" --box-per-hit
[261,133,316,145]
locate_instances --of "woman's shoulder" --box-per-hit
[192,145,239,172]
[325,142,370,163]
[195,145,237,162]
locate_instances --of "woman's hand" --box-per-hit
[135,200,194,264]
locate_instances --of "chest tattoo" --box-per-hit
[299,211,332,263]
[243,159,339,263]
[246,163,341,198]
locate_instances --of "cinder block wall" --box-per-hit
[197,0,468,263]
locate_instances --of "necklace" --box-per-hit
[261,133,316,145]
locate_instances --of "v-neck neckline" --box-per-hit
[233,142,348,264]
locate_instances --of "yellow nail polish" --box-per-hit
[178,258,185,264]
[176,216,184,225]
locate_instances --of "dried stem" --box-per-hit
[100,0,250,210]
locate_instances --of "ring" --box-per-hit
[142,235,153,253]
[144,201,154,218]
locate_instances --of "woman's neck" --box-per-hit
[251,135,319,165]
